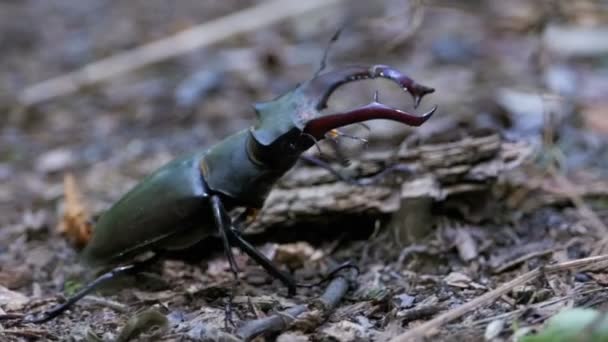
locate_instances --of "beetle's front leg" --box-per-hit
[210,196,297,296]
[300,154,414,186]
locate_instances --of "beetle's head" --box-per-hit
[249,65,436,167]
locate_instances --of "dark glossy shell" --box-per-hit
[81,150,211,266]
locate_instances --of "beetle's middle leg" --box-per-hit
[210,196,297,296]
[211,196,240,280]
[227,226,297,296]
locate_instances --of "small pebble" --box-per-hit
[574,272,591,282]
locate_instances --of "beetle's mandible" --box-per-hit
[28,64,436,323]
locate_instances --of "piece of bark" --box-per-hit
[453,228,479,262]
[246,134,532,234]
[388,176,439,244]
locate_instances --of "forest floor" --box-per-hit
[1,1,607,341]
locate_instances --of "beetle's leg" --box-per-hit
[213,197,351,296]
[217,197,363,296]
[211,196,240,280]
[325,132,352,168]
[210,196,296,296]
[299,154,359,185]
[211,196,244,329]
[226,227,297,296]
[301,155,412,186]
[296,261,360,289]
[24,255,159,324]
[26,265,137,324]
[355,164,414,185]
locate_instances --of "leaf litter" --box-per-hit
[0,1,607,341]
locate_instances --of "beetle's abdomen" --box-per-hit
[81,151,211,266]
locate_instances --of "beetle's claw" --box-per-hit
[409,84,434,109]
[303,64,435,111]
[368,89,437,125]
[421,105,438,120]
[303,100,437,139]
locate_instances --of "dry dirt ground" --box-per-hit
[1,1,607,341]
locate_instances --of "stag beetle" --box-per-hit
[27,64,436,323]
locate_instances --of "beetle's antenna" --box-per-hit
[302,131,354,168]
[331,130,369,146]
[304,64,435,111]
[314,27,343,77]
[325,129,370,167]
[300,132,325,156]
[325,131,352,167]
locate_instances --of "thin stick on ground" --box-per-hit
[236,273,352,341]
[18,0,349,106]
[81,295,128,313]
[465,287,608,327]
[390,254,608,342]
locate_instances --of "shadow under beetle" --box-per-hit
[28,63,436,323]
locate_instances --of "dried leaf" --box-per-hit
[274,242,323,269]
[392,293,415,309]
[116,308,169,342]
[582,103,608,135]
[277,332,311,342]
[58,173,92,248]
[484,319,505,340]
[444,272,472,288]
[0,266,31,289]
[589,272,608,286]
[454,227,478,262]
[320,320,371,342]
[0,285,29,311]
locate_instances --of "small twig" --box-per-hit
[464,287,608,327]
[18,0,350,106]
[396,244,429,267]
[81,295,129,313]
[237,304,307,341]
[390,254,608,342]
[2,328,55,339]
[398,304,443,324]
[0,313,24,320]
[493,247,555,273]
[236,274,352,341]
